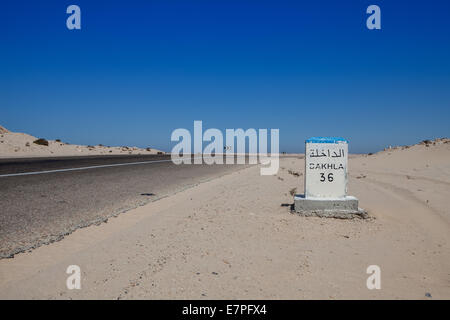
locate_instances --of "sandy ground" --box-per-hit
[0,126,164,157]
[0,139,449,299]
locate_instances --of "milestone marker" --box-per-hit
[294,137,367,218]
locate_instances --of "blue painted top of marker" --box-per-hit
[305,137,348,144]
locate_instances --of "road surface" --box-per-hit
[0,154,249,258]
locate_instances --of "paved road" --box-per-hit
[0,155,249,258]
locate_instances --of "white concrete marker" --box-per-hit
[294,137,367,218]
[305,138,348,199]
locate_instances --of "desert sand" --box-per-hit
[0,139,449,299]
[0,125,164,157]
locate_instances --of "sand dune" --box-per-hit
[0,139,449,299]
[0,125,164,158]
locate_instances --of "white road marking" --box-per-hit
[0,157,215,178]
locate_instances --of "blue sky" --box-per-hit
[1,0,449,153]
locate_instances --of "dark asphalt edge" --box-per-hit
[1,164,254,259]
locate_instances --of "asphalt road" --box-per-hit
[0,155,249,258]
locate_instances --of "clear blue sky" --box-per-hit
[1,0,449,153]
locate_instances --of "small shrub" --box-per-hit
[146,147,152,152]
[33,138,49,146]
[288,169,300,177]
[157,151,163,155]
[289,187,297,196]
[55,139,61,142]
